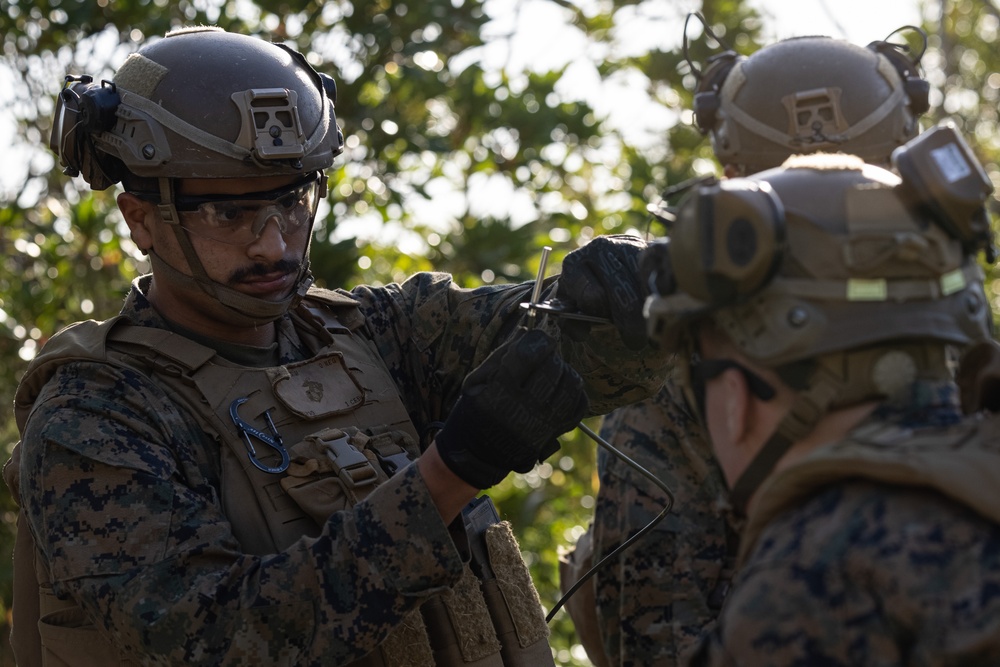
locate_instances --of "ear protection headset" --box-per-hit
[892,123,996,261]
[867,26,931,116]
[668,178,786,306]
[50,76,127,189]
[682,12,741,133]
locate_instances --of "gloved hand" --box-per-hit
[638,238,675,297]
[556,234,649,350]
[435,328,589,489]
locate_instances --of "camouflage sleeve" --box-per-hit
[347,271,669,431]
[20,361,465,666]
[691,482,1000,666]
[592,378,733,666]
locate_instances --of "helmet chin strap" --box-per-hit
[151,177,315,327]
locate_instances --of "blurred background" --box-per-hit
[0,0,995,664]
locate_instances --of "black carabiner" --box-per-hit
[229,397,290,474]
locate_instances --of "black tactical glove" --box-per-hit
[638,238,675,297]
[435,328,589,489]
[556,234,649,350]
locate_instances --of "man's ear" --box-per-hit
[117,192,154,252]
[717,366,752,448]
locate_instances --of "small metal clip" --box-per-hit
[229,397,290,474]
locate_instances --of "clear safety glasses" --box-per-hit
[172,172,324,245]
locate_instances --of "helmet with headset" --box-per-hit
[643,124,994,509]
[50,26,344,189]
[689,22,930,175]
[48,27,346,325]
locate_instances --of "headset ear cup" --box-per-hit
[692,51,740,133]
[904,77,930,115]
[867,39,930,115]
[693,91,721,134]
[671,179,785,306]
[49,78,125,189]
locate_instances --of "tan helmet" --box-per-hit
[691,32,929,175]
[647,124,992,367]
[49,27,346,325]
[644,124,994,510]
[50,26,344,189]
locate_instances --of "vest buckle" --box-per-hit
[321,432,379,488]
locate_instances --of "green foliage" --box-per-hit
[928,0,1000,327]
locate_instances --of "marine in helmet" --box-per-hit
[694,31,928,175]
[645,128,1000,664]
[4,27,666,667]
[561,23,936,667]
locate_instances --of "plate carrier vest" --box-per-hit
[6,287,553,667]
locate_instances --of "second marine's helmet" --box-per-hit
[692,34,929,174]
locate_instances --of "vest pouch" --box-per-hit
[37,586,135,667]
[418,565,503,667]
[482,521,555,667]
[279,428,390,526]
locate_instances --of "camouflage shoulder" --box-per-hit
[14,316,130,433]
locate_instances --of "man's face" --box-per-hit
[138,173,318,333]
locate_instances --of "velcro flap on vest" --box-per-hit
[269,350,365,418]
[440,564,503,663]
[484,521,550,649]
[378,608,436,666]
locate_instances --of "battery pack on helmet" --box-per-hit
[892,123,995,257]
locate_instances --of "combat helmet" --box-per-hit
[49,27,345,324]
[689,23,929,174]
[644,124,994,510]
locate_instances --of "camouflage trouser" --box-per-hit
[586,378,740,667]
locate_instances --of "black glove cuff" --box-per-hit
[434,402,510,489]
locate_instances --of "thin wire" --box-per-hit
[546,421,675,623]
[815,0,849,39]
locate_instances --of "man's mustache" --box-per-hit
[227,259,302,285]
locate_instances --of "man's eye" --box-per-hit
[205,203,248,227]
[276,192,301,210]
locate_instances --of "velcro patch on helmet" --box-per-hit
[782,86,847,143]
[112,53,168,100]
[232,88,307,161]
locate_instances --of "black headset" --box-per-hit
[662,177,787,307]
[50,75,125,188]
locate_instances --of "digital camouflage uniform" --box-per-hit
[591,377,738,667]
[7,271,666,666]
[690,388,1000,666]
